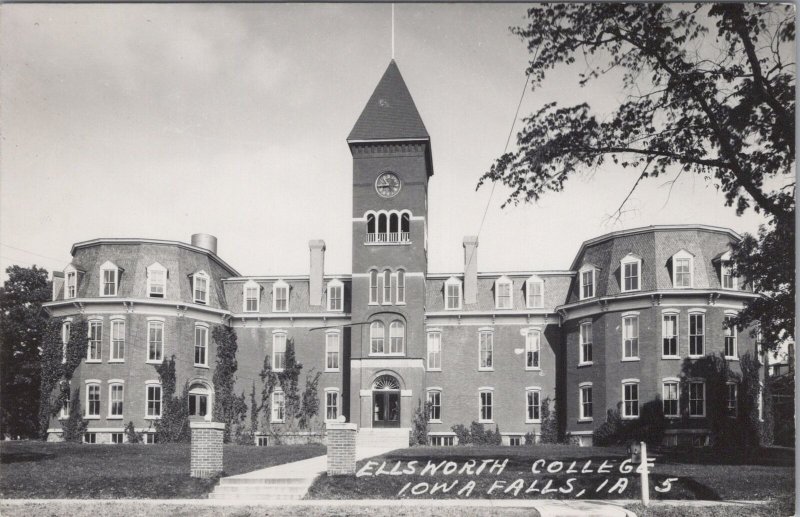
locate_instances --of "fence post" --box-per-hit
[640,441,650,506]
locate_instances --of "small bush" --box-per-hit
[594,406,623,446]
[469,421,488,444]
[539,398,559,443]
[524,431,535,445]
[452,424,471,445]
[410,399,430,446]
[124,421,141,444]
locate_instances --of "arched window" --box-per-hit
[366,213,376,242]
[396,269,405,304]
[369,270,378,304]
[100,261,120,297]
[147,262,167,298]
[389,213,399,242]
[188,381,213,421]
[495,276,513,309]
[370,322,385,354]
[401,213,410,235]
[382,269,391,304]
[378,213,388,242]
[389,321,405,354]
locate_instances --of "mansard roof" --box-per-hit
[347,60,430,142]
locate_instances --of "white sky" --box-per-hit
[1,3,770,280]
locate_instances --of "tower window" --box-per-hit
[395,270,405,304]
[370,322,385,354]
[369,270,378,304]
[364,211,412,244]
[389,320,405,354]
[382,270,391,304]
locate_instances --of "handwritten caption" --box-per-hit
[356,458,679,498]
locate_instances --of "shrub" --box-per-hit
[452,424,471,445]
[524,431,535,445]
[124,421,141,444]
[153,356,189,443]
[410,399,430,446]
[539,398,559,443]
[469,421,488,444]
[593,405,623,446]
[61,388,87,442]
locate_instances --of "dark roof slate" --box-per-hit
[347,60,429,142]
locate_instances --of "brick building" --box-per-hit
[43,61,761,446]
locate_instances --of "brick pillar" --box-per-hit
[190,421,225,478]
[326,422,358,476]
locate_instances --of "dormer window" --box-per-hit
[526,276,544,309]
[243,280,260,312]
[99,261,120,297]
[327,279,343,312]
[620,254,642,293]
[495,276,512,309]
[64,265,78,299]
[147,263,167,298]
[193,271,209,304]
[719,251,737,290]
[445,277,462,310]
[273,280,289,312]
[672,250,694,288]
[579,265,596,300]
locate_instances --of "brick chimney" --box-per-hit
[309,240,326,306]
[463,236,479,305]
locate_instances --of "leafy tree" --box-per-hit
[154,355,190,443]
[410,399,430,446]
[479,3,795,348]
[298,368,322,431]
[0,265,51,438]
[211,326,247,442]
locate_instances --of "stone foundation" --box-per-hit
[190,421,225,478]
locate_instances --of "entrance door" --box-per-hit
[373,391,400,428]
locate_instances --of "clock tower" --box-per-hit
[347,61,433,432]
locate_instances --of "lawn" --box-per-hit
[306,445,794,502]
[0,441,325,499]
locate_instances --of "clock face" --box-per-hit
[375,172,401,198]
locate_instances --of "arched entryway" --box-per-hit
[188,379,214,422]
[372,374,400,428]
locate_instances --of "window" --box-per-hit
[580,266,595,300]
[370,322,385,354]
[580,385,593,420]
[147,263,166,298]
[65,268,77,299]
[325,332,340,371]
[146,384,162,418]
[579,322,592,365]
[272,281,288,312]
[194,325,208,367]
[509,436,522,447]
[672,250,693,288]
[623,382,639,418]
[427,390,441,422]
[257,436,269,446]
[273,332,286,370]
[724,316,737,358]
[722,382,738,418]
[526,276,544,308]
[663,381,679,417]
[622,314,639,360]
[86,383,100,417]
[369,270,378,304]
[382,270,391,304]
[100,261,119,297]
[142,433,157,444]
[621,255,641,292]
[61,320,71,364]
[84,433,97,444]
[479,330,493,370]
[430,435,455,446]
[111,433,124,444]
[244,281,260,312]
[325,390,339,421]
[59,383,70,419]
[396,270,405,304]
[193,271,209,304]
[109,383,124,418]
[689,381,705,417]
[720,252,738,289]
[526,389,541,422]
[427,331,442,370]
[445,277,462,310]
[479,390,493,422]
[495,277,512,309]
[189,388,209,418]
[147,320,164,363]
[271,391,285,422]
[87,321,102,362]
[662,313,678,357]
[689,313,705,356]
[525,329,540,370]
[327,280,343,311]
[110,319,125,362]
[389,321,405,354]
[366,211,411,244]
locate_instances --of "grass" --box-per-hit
[306,444,794,502]
[626,496,795,517]
[0,441,325,499]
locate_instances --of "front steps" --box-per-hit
[356,427,410,451]
[208,475,316,501]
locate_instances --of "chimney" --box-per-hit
[191,233,218,255]
[463,236,479,305]
[52,271,64,301]
[309,240,326,306]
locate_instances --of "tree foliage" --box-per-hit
[153,355,190,443]
[410,399,431,446]
[480,4,795,348]
[0,265,51,438]
[61,387,88,442]
[211,326,247,442]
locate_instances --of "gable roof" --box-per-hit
[347,60,430,142]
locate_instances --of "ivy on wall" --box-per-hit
[211,326,247,443]
[154,355,189,443]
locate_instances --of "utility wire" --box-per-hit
[0,242,66,263]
